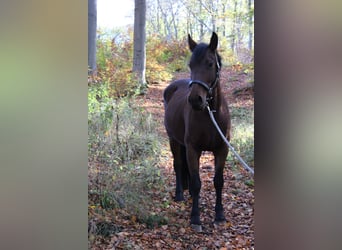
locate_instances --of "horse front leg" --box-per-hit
[213,146,228,223]
[186,144,202,231]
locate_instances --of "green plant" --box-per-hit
[142,213,169,229]
[227,105,254,168]
[88,87,167,227]
[244,179,254,187]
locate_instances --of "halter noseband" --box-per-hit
[188,52,221,101]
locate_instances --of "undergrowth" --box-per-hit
[95,29,190,97]
[88,83,167,231]
[228,105,254,174]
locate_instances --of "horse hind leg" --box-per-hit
[170,139,187,201]
[180,145,190,193]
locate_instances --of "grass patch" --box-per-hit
[141,213,169,229]
[88,83,167,230]
[228,105,254,171]
[244,179,254,187]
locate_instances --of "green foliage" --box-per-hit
[88,84,162,167]
[88,83,114,133]
[244,179,254,187]
[218,39,239,66]
[96,32,136,97]
[146,0,254,56]
[95,29,247,97]
[95,31,192,97]
[145,36,189,84]
[88,84,165,225]
[99,190,118,210]
[228,105,254,168]
[142,213,169,229]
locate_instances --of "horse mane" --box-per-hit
[191,43,222,69]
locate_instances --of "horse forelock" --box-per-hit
[190,43,222,69]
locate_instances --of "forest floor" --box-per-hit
[90,67,254,249]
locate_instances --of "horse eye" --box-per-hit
[208,62,213,68]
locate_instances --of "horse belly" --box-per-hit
[165,104,187,143]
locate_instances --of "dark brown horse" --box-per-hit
[163,32,231,231]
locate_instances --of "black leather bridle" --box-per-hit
[188,53,221,102]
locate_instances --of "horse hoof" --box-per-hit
[214,217,226,224]
[174,196,185,202]
[191,224,203,233]
[215,211,226,223]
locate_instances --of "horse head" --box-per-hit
[188,32,221,111]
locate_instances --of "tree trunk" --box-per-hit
[248,0,253,51]
[199,0,204,40]
[133,0,147,93]
[88,0,97,77]
[170,3,178,40]
[222,1,226,37]
[231,0,237,53]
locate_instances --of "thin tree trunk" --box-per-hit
[88,0,97,77]
[222,1,226,37]
[170,3,178,40]
[157,0,173,40]
[231,0,237,52]
[133,0,147,93]
[248,0,253,51]
[199,0,204,40]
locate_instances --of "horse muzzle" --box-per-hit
[188,93,207,111]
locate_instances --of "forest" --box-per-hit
[145,0,254,55]
[88,0,254,249]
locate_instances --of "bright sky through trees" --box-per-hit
[97,0,134,29]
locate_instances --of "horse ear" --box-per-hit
[209,32,218,51]
[188,34,197,52]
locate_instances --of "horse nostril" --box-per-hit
[189,95,201,104]
[197,95,203,104]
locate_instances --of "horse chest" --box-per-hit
[185,113,226,151]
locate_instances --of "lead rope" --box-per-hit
[206,105,254,175]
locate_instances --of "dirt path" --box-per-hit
[130,68,255,249]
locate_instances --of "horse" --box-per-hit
[163,32,231,232]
